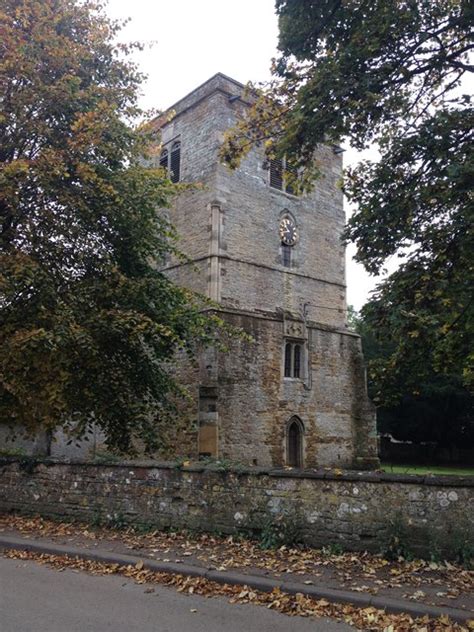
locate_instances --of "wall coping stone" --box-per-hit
[1,457,473,487]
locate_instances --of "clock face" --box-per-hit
[279,216,298,246]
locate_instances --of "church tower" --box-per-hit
[155,73,379,469]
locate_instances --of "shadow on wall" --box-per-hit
[0,424,106,460]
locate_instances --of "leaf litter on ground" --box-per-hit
[3,548,472,632]
[1,514,472,613]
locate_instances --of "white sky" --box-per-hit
[105,0,383,310]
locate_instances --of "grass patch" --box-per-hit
[382,463,474,476]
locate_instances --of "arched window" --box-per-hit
[287,417,304,467]
[170,141,181,183]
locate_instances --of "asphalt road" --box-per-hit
[0,556,353,632]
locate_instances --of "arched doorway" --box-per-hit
[286,417,304,467]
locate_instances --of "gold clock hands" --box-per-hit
[279,217,298,246]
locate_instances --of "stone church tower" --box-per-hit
[155,73,379,469]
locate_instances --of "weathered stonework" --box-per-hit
[0,73,379,468]
[154,73,378,468]
[1,459,472,557]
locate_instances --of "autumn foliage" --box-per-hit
[222,0,473,406]
[0,0,221,452]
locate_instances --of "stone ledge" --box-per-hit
[1,457,473,487]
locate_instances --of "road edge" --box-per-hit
[0,534,471,624]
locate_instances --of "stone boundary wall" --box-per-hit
[0,458,472,556]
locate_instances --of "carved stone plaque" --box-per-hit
[284,320,307,340]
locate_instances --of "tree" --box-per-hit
[0,0,222,453]
[350,306,473,452]
[222,0,473,403]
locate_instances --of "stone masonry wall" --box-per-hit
[0,75,375,466]
[150,73,378,468]
[1,459,472,557]
[156,72,347,327]
[215,115,347,326]
[215,311,377,469]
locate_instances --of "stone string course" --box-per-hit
[1,459,472,556]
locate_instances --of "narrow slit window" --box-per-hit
[282,243,291,267]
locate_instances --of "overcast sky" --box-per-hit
[105,0,384,310]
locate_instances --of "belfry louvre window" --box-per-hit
[269,157,297,195]
[159,148,168,171]
[284,342,302,378]
[159,141,181,183]
[270,158,283,190]
[170,141,181,183]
